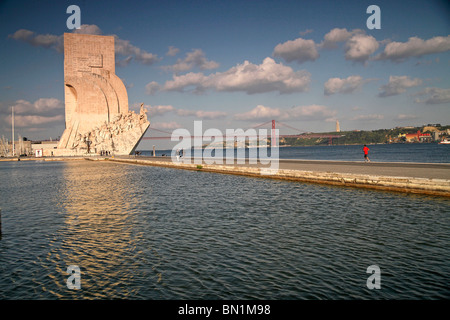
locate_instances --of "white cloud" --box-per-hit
[139,103,226,120]
[6,114,64,127]
[344,34,379,63]
[76,24,160,65]
[287,105,337,120]
[414,87,450,104]
[234,105,283,121]
[9,24,159,66]
[320,28,354,49]
[163,72,208,93]
[320,28,365,49]
[324,28,352,44]
[166,46,180,56]
[162,57,310,94]
[324,75,370,95]
[299,29,313,36]
[196,110,227,119]
[376,36,450,62]
[145,81,161,95]
[152,121,182,130]
[395,114,418,121]
[9,29,63,52]
[114,37,159,65]
[176,109,227,119]
[378,76,422,97]
[234,104,336,121]
[116,56,133,67]
[2,98,64,128]
[147,105,175,117]
[73,24,103,35]
[318,28,379,63]
[273,38,319,64]
[163,49,219,73]
[11,98,64,116]
[350,114,384,121]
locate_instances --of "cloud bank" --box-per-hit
[234,104,336,122]
[1,98,64,129]
[414,87,450,104]
[141,104,227,120]
[344,34,379,64]
[350,114,384,121]
[378,76,422,97]
[375,36,450,62]
[273,38,319,64]
[159,57,310,94]
[9,24,159,66]
[324,75,372,95]
[9,29,63,52]
[163,49,219,73]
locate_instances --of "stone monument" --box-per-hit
[54,33,150,156]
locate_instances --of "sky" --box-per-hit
[0,0,449,150]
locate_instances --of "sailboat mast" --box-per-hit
[12,106,15,157]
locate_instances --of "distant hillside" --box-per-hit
[280,125,450,146]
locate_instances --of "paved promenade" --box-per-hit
[276,159,450,180]
[112,156,450,179]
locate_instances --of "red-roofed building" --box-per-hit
[405,130,432,142]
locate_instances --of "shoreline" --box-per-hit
[1,156,449,197]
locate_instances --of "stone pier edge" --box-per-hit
[103,158,450,197]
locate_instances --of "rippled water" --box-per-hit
[0,160,449,299]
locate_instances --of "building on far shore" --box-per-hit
[401,130,432,143]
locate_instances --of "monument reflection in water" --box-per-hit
[48,161,161,299]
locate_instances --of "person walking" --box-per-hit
[363,144,370,162]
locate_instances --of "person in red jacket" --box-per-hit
[363,144,370,162]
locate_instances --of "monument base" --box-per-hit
[55,106,150,156]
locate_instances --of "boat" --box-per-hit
[438,139,450,144]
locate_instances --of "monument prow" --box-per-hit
[53,33,150,156]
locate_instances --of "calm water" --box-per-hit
[144,143,450,163]
[0,159,449,299]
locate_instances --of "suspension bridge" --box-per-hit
[142,120,345,145]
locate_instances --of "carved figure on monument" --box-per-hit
[56,33,150,156]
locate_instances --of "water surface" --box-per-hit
[144,143,450,163]
[0,160,449,299]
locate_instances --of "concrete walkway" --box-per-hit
[114,156,450,179]
[278,160,450,180]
